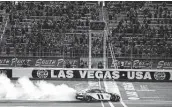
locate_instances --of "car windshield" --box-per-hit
[87,89,101,93]
[100,90,106,93]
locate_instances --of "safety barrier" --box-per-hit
[0,67,172,81]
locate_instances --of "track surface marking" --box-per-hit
[0,80,172,107]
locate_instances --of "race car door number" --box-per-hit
[97,94,104,99]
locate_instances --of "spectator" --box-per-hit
[6,45,10,55]
[84,62,88,68]
[66,60,71,68]
[119,61,125,69]
[79,60,85,68]
[0,47,2,55]
[0,15,3,22]
[98,61,103,69]
[22,60,28,67]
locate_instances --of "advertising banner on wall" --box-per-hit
[31,69,171,81]
[108,58,172,70]
[0,57,79,68]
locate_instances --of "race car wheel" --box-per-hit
[85,96,92,102]
[117,96,120,102]
[110,95,116,102]
[75,96,78,100]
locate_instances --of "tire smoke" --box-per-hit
[0,74,77,101]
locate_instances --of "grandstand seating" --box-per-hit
[0,1,100,57]
[0,1,172,60]
[106,1,172,58]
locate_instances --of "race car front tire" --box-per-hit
[84,96,92,102]
[110,95,116,102]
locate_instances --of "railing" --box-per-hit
[0,13,9,46]
[109,43,118,69]
[1,50,172,59]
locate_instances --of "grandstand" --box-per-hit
[0,1,172,69]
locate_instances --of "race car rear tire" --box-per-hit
[85,96,92,102]
[110,95,120,102]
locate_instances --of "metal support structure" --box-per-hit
[14,25,17,67]
[130,38,133,69]
[88,30,92,69]
[103,30,106,69]
[88,1,107,69]
[102,1,107,69]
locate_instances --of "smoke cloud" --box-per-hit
[0,74,77,101]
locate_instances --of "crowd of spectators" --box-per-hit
[92,33,103,57]
[1,1,172,60]
[0,1,101,57]
[108,1,172,58]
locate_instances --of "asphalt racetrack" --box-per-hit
[1,80,172,107]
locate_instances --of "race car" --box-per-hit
[75,88,120,102]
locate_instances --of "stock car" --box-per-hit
[76,89,120,102]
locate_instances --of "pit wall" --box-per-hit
[0,67,172,82]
